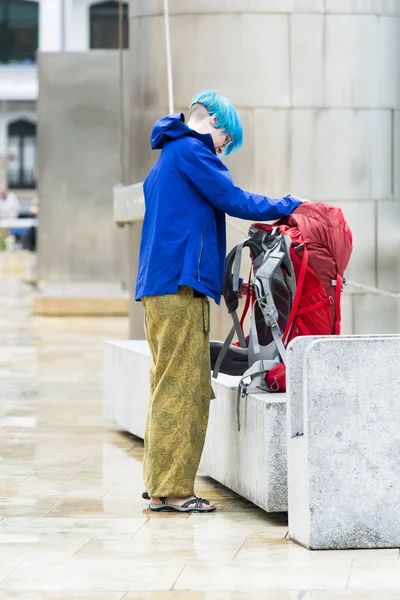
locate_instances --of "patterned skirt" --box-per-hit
[142,286,212,497]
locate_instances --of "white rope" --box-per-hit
[163,0,174,114]
[118,0,125,183]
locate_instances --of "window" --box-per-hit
[7,120,37,189]
[90,1,129,50]
[0,0,39,64]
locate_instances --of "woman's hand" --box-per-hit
[238,281,250,299]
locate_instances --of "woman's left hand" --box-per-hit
[238,281,250,299]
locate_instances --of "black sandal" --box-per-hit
[149,496,216,513]
[142,491,150,500]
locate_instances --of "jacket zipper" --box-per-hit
[197,226,206,282]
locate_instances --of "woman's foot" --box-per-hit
[149,495,216,512]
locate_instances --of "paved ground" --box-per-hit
[0,252,399,599]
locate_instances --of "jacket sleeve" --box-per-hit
[178,139,302,220]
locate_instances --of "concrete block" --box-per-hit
[224,109,256,192]
[331,200,376,290]
[170,14,290,109]
[395,111,400,199]
[130,0,325,17]
[324,15,379,108]
[201,385,288,513]
[131,13,291,109]
[33,294,129,317]
[377,199,400,293]
[288,336,400,549]
[129,16,168,110]
[353,295,400,334]
[325,0,400,15]
[286,336,313,439]
[340,293,354,335]
[37,52,128,283]
[103,340,288,512]
[293,0,324,10]
[377,17,400,109]
[171,0,292,13]
[254,109,291,197]
[290,14,324,107]
[131,0,400,16]
[290,110,392,201]
[103,341,150,439]
[324,15,400,108]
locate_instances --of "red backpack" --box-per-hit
[211,202,353,424]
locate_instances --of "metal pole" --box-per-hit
[118,0,125,183]
[163,0,174,115]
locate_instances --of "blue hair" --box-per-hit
[190,90,243,156]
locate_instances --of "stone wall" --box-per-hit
[128,0,400,338]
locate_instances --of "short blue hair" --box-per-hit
[190,90,243,156]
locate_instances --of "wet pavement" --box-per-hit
[0,252,399,599]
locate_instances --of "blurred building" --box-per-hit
[0,0,127,204]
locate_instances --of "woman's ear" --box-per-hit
[210,114,217,127]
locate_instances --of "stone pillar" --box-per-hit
[35,52,129,316]
[287,335,400,549]
[128,0,400,338]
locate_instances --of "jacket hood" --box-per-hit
[150,113,216,154]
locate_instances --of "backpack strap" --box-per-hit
[223,238,263,313]
[232,241,244,293]
[212,324,236,379]
[231,310,247,348]
[334,274,342,335]
[236,358,281,431]
[282,244,309,345]
[251,234,294,361]
[271,320,287,362]
[221,238,263,349]
[239,266,253,329]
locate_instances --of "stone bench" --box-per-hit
[287,335,400,550]
[103,340,288,512]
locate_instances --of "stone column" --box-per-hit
[128,0,400,338]
[35,52,129,316]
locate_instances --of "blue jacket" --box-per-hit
[135,114,301,304]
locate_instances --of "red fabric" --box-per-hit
[240,267,253,329]
[282,245,309,344]
[266,362,286,392]
[256,203,353,393]
[335,274,342,335]
[254,202,352,334]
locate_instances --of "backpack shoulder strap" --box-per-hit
[334,274,342,335]
[282,243,309,345]
[236,358,281,430]
[252,234,295,362]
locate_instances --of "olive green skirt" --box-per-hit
[142,286,212,498]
